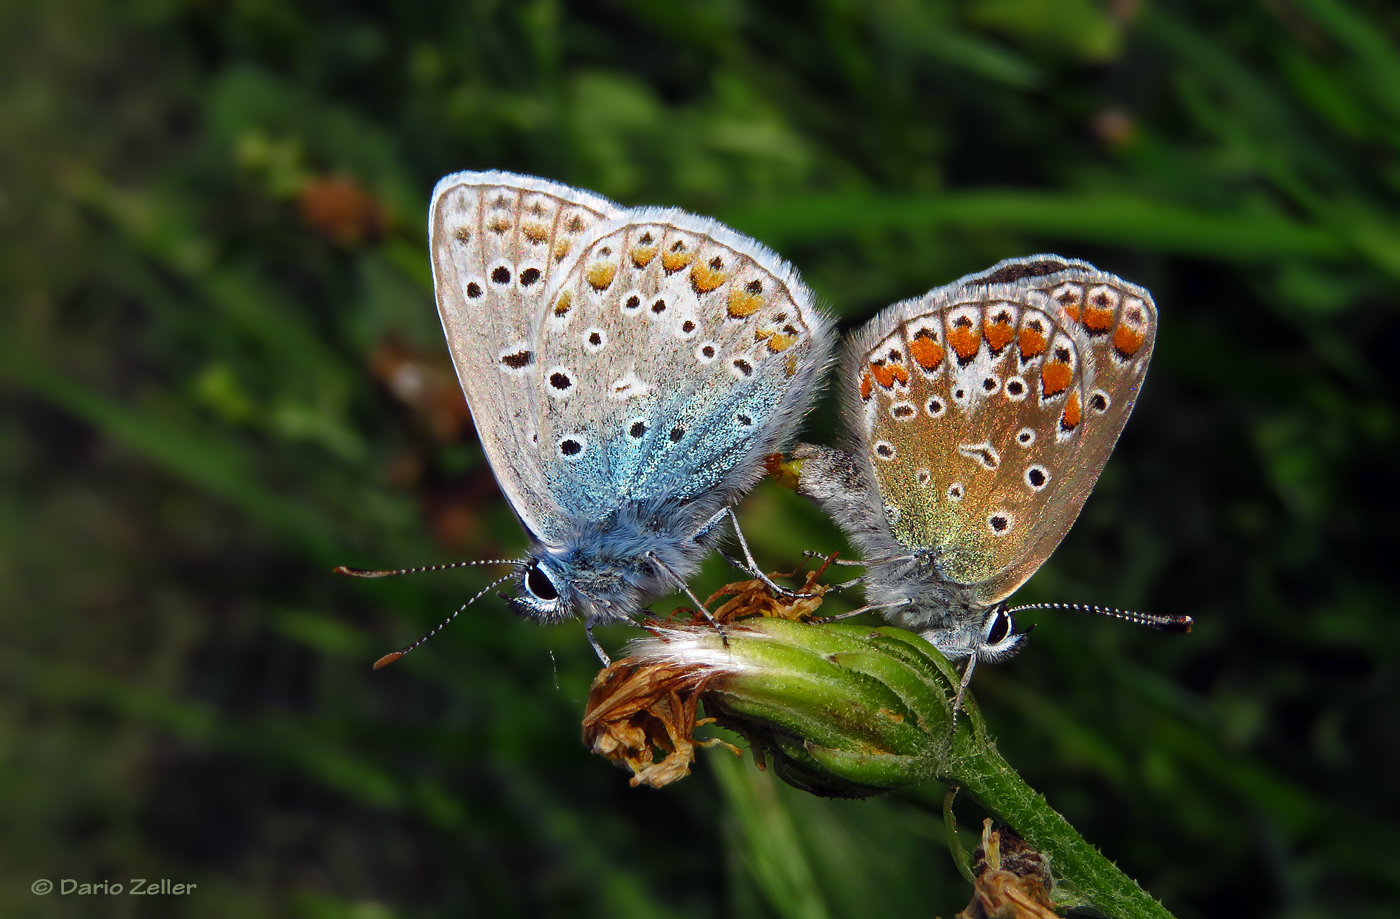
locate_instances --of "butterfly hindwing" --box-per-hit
[532,209,833,529]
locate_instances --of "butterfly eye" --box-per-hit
[985,609,1013,645]
[524,564,560,602]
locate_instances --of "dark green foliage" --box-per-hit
[3,1,1398,916]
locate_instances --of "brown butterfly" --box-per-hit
[795,256,1187,703]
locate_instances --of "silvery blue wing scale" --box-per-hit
[428,171,835,654]
[795,255,1158,671]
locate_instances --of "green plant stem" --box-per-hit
[951,739,1175,919]
[667,620,1178,918]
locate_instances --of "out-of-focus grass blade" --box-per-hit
[12,653,406,809]
[711,751,832,919]
[1291,0,1400,122]
[270,608,378,659]
[1,346,340,559]
[897,23,1043,89]
[723,191,1347,261]
[496,771,695,919]
[58,164,351,384]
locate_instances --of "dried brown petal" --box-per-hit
[582,557,839,786]
[582,657,738,788]
[958,820,1060,919]
[701,555,835,625]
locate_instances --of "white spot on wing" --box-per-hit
[610,370,651,400]
[545,365,575,400]
[889,401,918,421]
[957,441,1000,470]
[1024,465,1049,491]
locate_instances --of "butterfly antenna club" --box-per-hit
[372,570,517,669]
[1004,601,1193,633]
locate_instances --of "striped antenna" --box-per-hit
[372,570,518,669]
[335,559,525,578]
[1004,602,1193,633]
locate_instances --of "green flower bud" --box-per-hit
[624,617,995,797]
[589,616,1179,919]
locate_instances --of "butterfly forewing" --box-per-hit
[429,172,621,538]
[533,210,831,525]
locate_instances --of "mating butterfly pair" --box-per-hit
[347,171,1175,672]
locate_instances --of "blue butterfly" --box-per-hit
[349,172,834,662]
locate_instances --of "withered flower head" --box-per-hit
[958,820,1060,919]
[582,558,989,797]
[581,559,1170,919]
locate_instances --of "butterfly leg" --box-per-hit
[800,550,866,567]
[644,551,730,645]
[950,655,978,726]
[585,624,612,667]
[818,596,912,623]
[795,551,866,592]
[698,507,820,600]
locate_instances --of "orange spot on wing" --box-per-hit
[1113,324,1146,357]
[553,291,572,317]
[984,318,1015,352]
[860,371,873,401]
[661,248,694,273]
[727,288,764,319]
[522,222,549,243]
[766,332,798,353]
[1041,361,1072,397]
[1061,390,1082,430]
[1082,303,1115,332]
[869,361,898,389]
[586,262,616,290]
[690,262,727,293]
[630,245,657,267]
[1019,328,1047,360]
[553,238,572,262]
[909,335,945,370]
[1053,284,1084,321]
[948,325,981,361]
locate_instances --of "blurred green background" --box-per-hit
[3,1,1398,917]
